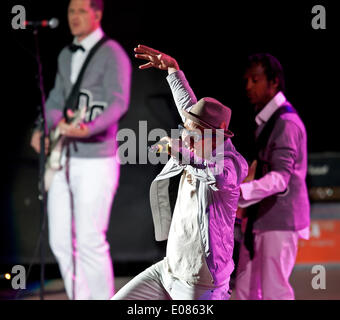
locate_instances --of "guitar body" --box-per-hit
[44,107,86,191]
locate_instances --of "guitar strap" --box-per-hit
[64,35,110,119]
[244,103,297,259]
[62,35,109,156]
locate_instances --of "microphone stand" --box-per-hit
[33,26,48,300]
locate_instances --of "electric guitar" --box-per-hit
[44,107,86,191]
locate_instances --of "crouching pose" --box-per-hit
[112,45,248,300]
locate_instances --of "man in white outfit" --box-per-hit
[111,45,248,300]
[30,0,131,299]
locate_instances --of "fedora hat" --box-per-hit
[181,97,234,138]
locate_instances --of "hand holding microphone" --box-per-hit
[148,136,196,165]
[148,137,172,154]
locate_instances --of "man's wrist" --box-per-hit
[168,62,180,75]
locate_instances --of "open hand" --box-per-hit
[134,44,179,73]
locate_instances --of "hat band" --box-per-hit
[183,110,234,138]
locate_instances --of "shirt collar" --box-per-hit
[255,91,287,126]
[73,27,104,52]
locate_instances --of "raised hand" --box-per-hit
[134,44,179,73]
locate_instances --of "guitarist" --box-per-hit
[234,53,310,300]
[30,0,131,300]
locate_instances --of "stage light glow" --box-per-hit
[5,273,11,280]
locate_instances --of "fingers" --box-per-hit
[59,122,89,138]
[139,62,154,69]
[135,52,159,69]
[58,122,70,135]
[241,217,248,234]
[135,54,157,66]
[134,44,160,55]
[134,45,171,71]
[60,126,77,136]
[251,159,258,169]
[30,131,41,153]
[45,139,49,154]
[60,127,75,137]
[236,207,246,219]
[249,160,257,176]
[30,132,49,154]
[160,136,171,143]
[134,53,152,61]
[135,53,160,63]
[31,141,40,153]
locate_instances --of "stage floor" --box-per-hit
[1,264,339,300]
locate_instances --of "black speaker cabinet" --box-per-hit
[307,153,340,202]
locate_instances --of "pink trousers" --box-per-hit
[234,230,299,300]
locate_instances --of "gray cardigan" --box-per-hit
[254,109,310,231]
[45,38,131,158]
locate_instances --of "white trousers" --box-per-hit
[234,230,299,300]
[47,155,119,300]
[112,260,231,300]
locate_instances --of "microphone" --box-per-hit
[25,18,59,29]
[148,140,170,154]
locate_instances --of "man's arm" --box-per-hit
[134,44,197,122]
[238,171,288,207]
[166,71,197,123]
[31,51,66,153]
[58,43,131,138]
[44,69,66,131]
[134,45,249,191]
[86,42,132,136]
[165,136,248,191]
[238,119,301,207]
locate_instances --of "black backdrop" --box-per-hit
[2,0,337,266]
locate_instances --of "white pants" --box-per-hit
[47,155,119,300]
[234,230,299,300]
[112,260,231,300]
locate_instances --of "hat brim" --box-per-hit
[181,109,234,138]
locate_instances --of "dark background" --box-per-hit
[1,0,337,276]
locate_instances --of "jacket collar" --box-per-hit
[255,91,287,126]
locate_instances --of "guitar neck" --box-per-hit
[49,109,85,148]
